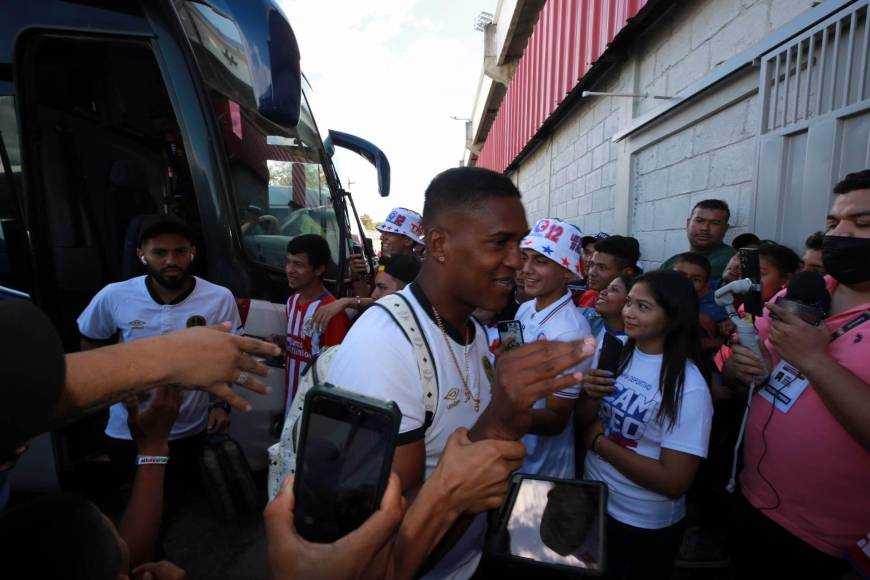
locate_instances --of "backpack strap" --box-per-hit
[373,294,438,441]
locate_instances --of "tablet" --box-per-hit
[488,475,607,575]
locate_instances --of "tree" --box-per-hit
[360,213,375,230]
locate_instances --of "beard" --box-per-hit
[148,265,191,290]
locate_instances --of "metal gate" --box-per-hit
[755,0,870,250]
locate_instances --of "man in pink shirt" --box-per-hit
[724,170,870,578]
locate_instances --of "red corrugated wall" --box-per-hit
[476,0,647,172]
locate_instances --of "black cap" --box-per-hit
[138,214,195,246]
[378,254,421,284]
[732,232,761,250]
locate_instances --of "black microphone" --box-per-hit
[739,247,763,317]
[774,270,830,325]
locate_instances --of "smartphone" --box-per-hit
[351,243,362,256]
[597,332,624,375]
[487,475,607,575]
[739,247,763,317]
[293,384,401,543]
[497,320,524,351]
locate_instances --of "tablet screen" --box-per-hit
[504,478,604,571]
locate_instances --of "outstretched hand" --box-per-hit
[430,428,525,515]
[125,386,182,455]
[474,337,596,441]
[157,323,281,412]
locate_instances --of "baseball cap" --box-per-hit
[377,207,425,246]
[581,232,608,247]
[521,218,584,275]
[377,254,421,284]
[138,214,195,246]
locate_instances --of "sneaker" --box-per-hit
[674,526,731,569]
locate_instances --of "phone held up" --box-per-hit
[596,332,624,375]
[497,320,524,351]
[293,384,401,543]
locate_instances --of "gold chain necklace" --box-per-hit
[431,306,479,412]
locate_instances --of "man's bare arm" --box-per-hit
[54,324,280,424]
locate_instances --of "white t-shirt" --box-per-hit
[327,284,493,580]
[584,349,713,529]
[516,292,593,479]
[77,276,242,440]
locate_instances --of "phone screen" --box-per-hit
[497,320,524,351]
[500,478,605,572]
[294,394,395,543]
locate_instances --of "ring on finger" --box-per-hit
[235,371,250,385]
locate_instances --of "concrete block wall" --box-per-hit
[510,0,818,267]
[517,68,629,235]
[631,95,759,270]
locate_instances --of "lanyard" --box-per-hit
[829,309,870,343]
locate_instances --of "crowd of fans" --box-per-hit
[0,166,868,580]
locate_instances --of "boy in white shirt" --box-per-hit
[516,218,593,479]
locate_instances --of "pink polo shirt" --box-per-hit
[741,277,870,557]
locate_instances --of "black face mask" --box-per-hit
[822,235,870,285]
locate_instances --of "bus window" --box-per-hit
[211,94,342,272]
[0,95,33,297]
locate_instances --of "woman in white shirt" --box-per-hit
[576,270,714,579]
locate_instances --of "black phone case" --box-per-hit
[597,333,623,375]
[293,383,401,543]
[485,474,608,576]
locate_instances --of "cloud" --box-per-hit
[279,0,493,223]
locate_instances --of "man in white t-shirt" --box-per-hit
[78,214,242,511]
[328,167,595,580]
[516,218,593,479]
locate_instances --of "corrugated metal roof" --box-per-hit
[476,0,648,172]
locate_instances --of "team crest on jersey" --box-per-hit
[186,315,207,328]
[129,320,146,329]
[302,318,316,337]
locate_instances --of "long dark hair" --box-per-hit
[617,270,710,429]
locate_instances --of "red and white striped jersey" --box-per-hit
[285,291,350,406]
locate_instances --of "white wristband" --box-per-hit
[136,455,169,466]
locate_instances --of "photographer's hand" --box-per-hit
[266,474,405,580]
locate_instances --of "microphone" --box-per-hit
[714,277,765,368]
[774,271,829,325]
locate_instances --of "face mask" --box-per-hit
[822,235,870,285]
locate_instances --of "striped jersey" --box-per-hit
[516,290,593,479]
[285,290,350,406]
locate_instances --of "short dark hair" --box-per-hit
[833,169,870,194]
[672,252,712,281]
[0,494,121,580]
[379,254,421,284]
[757,241,800,275]
[691,199,731,221]
[138,214,195,246]
[286,234,332,271]
[805,231,824,251]
[594,235,641,270]
[422,167,521,229]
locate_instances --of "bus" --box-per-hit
[0,0,389,491]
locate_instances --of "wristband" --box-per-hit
[136,455,169,466]
[209,400,231,413]
[591,432,605,454]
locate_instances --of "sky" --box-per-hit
[279,0,497,223]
